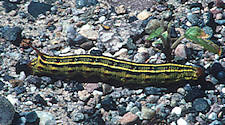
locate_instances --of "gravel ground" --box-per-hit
[0,0,225,125]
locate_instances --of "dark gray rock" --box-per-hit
[101,96,117,111]
[193,98,209,113]
[75,0,98,9]
[203,12,214,26]
[28,1,52,18]
[34,94,47,106]
[14,86,26,95]
[2,26,22,46]
[184,87,205,102]
[0,80,5,91]
[0,96,15,125]
[25,111,38,123]
[144,87,165,95]
[3,0,18,13]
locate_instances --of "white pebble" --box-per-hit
[18,71,26,81]
[171,107,182,116]
[61,47,71,54]
[208,112,217,120]
[6,95,18,106]
[92,90,103,97]
[177,118,188,125]
[222,88,225,94]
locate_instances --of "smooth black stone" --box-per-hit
[25,111,38,123]
[28,1,52,18]
[184,87,205,102]
[75,0,98,9]
[0,80,5,91]
[90,49,102,56]
[192,98,209,112]
[14,86,26,95]
[209,63,224,77]
[34,94,47,106]
[217,71,225,83]
[101,96,116,111]
[69,34,88,46]
[3,0,18,13]
[2,26,22,46]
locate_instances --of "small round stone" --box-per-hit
[193,98,209,112]
[171,107,182,116]
[177,118,188,125]
[208,112,217,120]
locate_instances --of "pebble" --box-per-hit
[80,41,94,50]
[184,87,205,102]
[71,112,85,122]
[101,96,116,111]
[137,10,152,20]
[75,0,98,9]
[115,5,126,15]
[203,26,213,39]
[2,26,22,46]
[34,94,47,106]
[28,1,52,18]
[36,111,56,125]
[208,112,217,120]
[79,24,98,40]
[145,19,161,34]
[78,90,91,101]
[25,111,38,123]
[0,96,15,125]
[193,98,209,112]
[175,44,187,59]
[84,83,99,93]
[130,106,140,114]
[141,106,156,120]
[119,112,138,125]
[2,0,18,13]
[187,13,200,26]
[14,86,26,95]
[177,118,188,125]
[6,95,19,106]
[171,107,182,116]
[0,80,5,91]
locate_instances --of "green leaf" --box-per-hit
[185,26,221,55]
[147,27,164,40]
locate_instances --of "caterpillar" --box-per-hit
[26,43,204,86]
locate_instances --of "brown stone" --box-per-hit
[119,112,138,125]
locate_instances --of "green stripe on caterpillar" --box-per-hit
[26,43,204,86]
